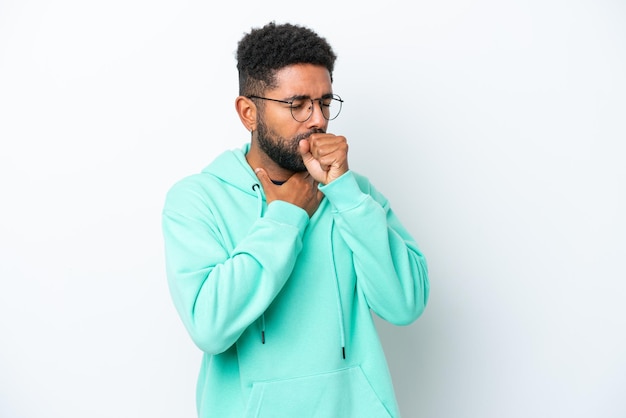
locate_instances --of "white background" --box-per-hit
[1,1,624,417]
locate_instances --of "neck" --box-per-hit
[245,141,294,183]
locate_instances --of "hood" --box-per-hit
[201,142,261,198]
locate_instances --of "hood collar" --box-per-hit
[201,143,261,197]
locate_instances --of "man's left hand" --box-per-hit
[299,133,349,185]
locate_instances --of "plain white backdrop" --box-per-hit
[1,1,624,417]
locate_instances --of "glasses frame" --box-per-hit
[247,94,344,122]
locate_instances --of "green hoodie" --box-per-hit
[162,143,429,417]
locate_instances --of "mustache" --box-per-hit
[294,128,325,142]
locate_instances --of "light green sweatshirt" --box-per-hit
[162,143,429,417]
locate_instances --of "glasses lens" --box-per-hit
[323,96,342,121]
[289,95,343,122]
[290,98,311,122]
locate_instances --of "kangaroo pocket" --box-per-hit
[244,366,392,418]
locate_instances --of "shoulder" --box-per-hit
[163,172,217,213]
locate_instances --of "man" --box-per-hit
[162,21,429,418]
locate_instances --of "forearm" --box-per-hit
[320,171,430,324]
[163,201,309,354]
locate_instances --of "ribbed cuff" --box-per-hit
[264,200,310,231]
[318,171,367,212]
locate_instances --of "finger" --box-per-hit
[299,140,316,165]
[299,139,325,178]
[254,168,271,188]
[310,138,345,161]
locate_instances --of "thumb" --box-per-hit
[299,139,316,169]
[254,168,270,187]
[299,139,325,182]
[298,138,311,156]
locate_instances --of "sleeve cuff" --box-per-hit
[264,200,310,231]
[318,171,367,212]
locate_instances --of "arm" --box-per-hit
[162,181,309,354]
[319,171,430,325]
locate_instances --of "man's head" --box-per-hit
[236,22,339,174]
[236,22,337,97]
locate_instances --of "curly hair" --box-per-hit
[236,22,337,96]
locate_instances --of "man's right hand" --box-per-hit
[255,169,324,218]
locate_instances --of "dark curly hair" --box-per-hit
[236,22,337,97]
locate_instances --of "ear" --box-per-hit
[235,96,257,132]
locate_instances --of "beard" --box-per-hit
[256,118,323,172]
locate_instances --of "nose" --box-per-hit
[305,99,327,129]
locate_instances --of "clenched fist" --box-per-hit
[299,133,349,185]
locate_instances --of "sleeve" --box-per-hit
[318,170,430,325]
[162,181,310,354]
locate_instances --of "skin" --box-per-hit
[235,64,349,217]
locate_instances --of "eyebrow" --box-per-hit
[287,92,334,101]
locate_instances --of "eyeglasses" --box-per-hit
[247,94,343,122]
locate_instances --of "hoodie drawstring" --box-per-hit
[251,182,346,359]
[328,219,347,359]
[252,183,266,344]
[252,183,263,221]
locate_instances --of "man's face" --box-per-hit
[255,64,333,172]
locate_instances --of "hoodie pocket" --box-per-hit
[244,366,392,418]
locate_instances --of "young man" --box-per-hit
[162,22,429,418]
